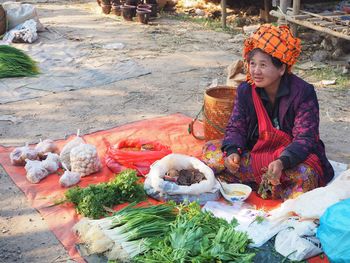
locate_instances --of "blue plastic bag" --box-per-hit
[317,198,350,263]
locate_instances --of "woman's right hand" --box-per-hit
[224,153,240,174]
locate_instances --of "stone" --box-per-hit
[312,50,329,62]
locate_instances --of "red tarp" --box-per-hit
[0,114,327,262]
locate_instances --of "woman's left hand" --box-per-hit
[267,159,283,185]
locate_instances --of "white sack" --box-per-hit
[146,153,218,195]
[2,1,44,31]
[269,169,350,221]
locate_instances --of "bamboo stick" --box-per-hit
[270,9,350,41]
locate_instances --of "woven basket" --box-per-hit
[0,5,6,36]
[189,86,236,141]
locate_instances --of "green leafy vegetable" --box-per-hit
[65,169,146,218]
[135,202,254,263]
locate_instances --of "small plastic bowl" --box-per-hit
[219,182,252,202]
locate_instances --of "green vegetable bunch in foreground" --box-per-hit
[0,45,39,78]
[77,202,255,263]
[134,202,255,263]
[65,169,146,219]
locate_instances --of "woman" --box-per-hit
[220,24,334,199]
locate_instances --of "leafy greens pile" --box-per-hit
[65,169,146,219]
[0,45,39,78]
[134,202,255,263]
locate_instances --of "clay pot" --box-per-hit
[111,4,122,16]
[136,8,151,24]
[101,4,112,14]
[121,5,136,21]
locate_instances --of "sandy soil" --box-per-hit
[0,0,349,262]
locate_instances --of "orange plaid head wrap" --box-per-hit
[243,24,301,83]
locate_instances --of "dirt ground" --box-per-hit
[0,0,349,262]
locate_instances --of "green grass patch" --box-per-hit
[303,67,350,89]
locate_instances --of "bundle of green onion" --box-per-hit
[73,202,178,261]
[0,45,39,78]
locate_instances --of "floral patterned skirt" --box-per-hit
[202,140,320,200]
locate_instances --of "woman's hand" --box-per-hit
[224,153,240,174]
[266,159,283,185]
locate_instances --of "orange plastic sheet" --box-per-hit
[0,114,327,262]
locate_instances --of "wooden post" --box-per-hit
[264,0,270,22]
[291,0,301,36]
[278,0,289,25]
[221,0,226,29]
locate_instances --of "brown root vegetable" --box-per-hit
[176,168,206,186]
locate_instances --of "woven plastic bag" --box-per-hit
[317,198,350,263]
[104,139,172,176]
[2,1,45,31]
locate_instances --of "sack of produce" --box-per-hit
[70,144,101,177]
[25,159,49,183]
[104,139,172,176]
[2,1,45,31]
[41,152,60,173]
[10,143,39,166]
[144,153,221,204]
[59,170,80,187]
[59,133,85,171]
[35,139,58,159]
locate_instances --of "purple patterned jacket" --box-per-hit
[222,74,334,184]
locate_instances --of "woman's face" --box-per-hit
[249,50,286,90]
